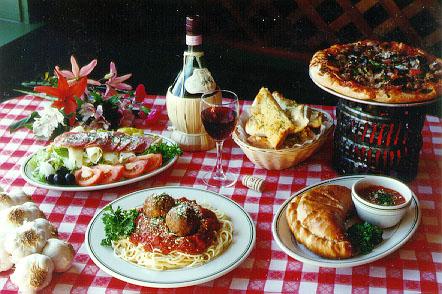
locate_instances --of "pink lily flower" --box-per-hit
[104,62,132,97]
[56,55,100,86]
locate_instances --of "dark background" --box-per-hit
[0,0,441,114]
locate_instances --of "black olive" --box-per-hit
[65,173,76,185]
[56,167,69,177]
[46,174,55,184]
[391,77,407,85]
[53,174,66,185]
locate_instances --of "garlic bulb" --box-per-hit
[42,238,75,272]
[8,188,32,204]
[4,218,55,263]
[0,247,13,272]
[0,202,45,233]
[32,218,58,239]
[0,192,14,212]
[0,231,13,272]
[11,253,54,293]
[0,189,31,212]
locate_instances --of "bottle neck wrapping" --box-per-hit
[186,35,202,46]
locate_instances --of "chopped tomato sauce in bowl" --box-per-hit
[351,176,413,228]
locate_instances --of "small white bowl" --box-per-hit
[351,176,412,228]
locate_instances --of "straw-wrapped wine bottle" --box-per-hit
[166,15,218,151]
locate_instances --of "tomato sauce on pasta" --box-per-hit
[130,198,221,254]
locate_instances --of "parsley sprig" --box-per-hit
[101,206,139,246]
[144,142,183,162]
[370,189,395,206]
[347,222,383,254]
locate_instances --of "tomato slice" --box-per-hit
[144,154,162,173]
[127,154,162,173]
[122,160,149,178]
[95,164,124,184]
[74,166,103,186]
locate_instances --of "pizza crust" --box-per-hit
[309,41,442,104]
[309,57,377,101]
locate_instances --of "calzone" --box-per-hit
[285,185,353,259]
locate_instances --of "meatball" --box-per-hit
[165,203,199,236]
[143,193,175,218]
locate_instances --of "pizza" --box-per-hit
[309,40,442,103]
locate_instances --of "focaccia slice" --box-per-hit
[245,87,294,148]
[246,135,272,149]
[272,91,322,133]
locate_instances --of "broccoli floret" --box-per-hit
[347,222,383,254]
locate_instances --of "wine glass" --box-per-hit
[201,90,239,187]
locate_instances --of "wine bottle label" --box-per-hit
[186,35,202,46]
[183,51,204,58]
[184,68,216,94]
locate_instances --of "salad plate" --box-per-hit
[85,186,256,288]
[272,175,421,268]
[21,133,179,192]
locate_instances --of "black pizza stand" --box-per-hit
[311,74,438,182]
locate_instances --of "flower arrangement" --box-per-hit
[9,56,159,140]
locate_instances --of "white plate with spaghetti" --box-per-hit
[272,175,421,268]
[85,186,256,288]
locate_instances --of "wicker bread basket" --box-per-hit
[232,108,333,170]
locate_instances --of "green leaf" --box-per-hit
[53,147,69,158]
[14,89,57,101]
[143,142,183,162]
[372,190,395,206]
[107,95,120,106]
[140,106,151,115]
[347,222,383,254]
[8,111,39,133]
[101,206,139,247]
[75,97,85,109]
[28,148,51,179]
[369,59,384,69]
[49,122,69,141]
[21,81,41,88]
[89,91,104,104]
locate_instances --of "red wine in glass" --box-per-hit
[200,89,239,188]
[201,106,237,141]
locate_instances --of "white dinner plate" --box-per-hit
[20,133,178,192]
[85,186,256,288]
[272,175,421,268]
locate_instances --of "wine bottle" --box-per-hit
[166,15,217,152]
[170,15,216,98]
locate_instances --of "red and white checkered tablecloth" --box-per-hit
[0,95,441,293]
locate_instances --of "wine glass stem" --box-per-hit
[214,140,225,178]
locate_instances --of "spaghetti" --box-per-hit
[112,203,233,270]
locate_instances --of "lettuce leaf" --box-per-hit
[28,146,70,182]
